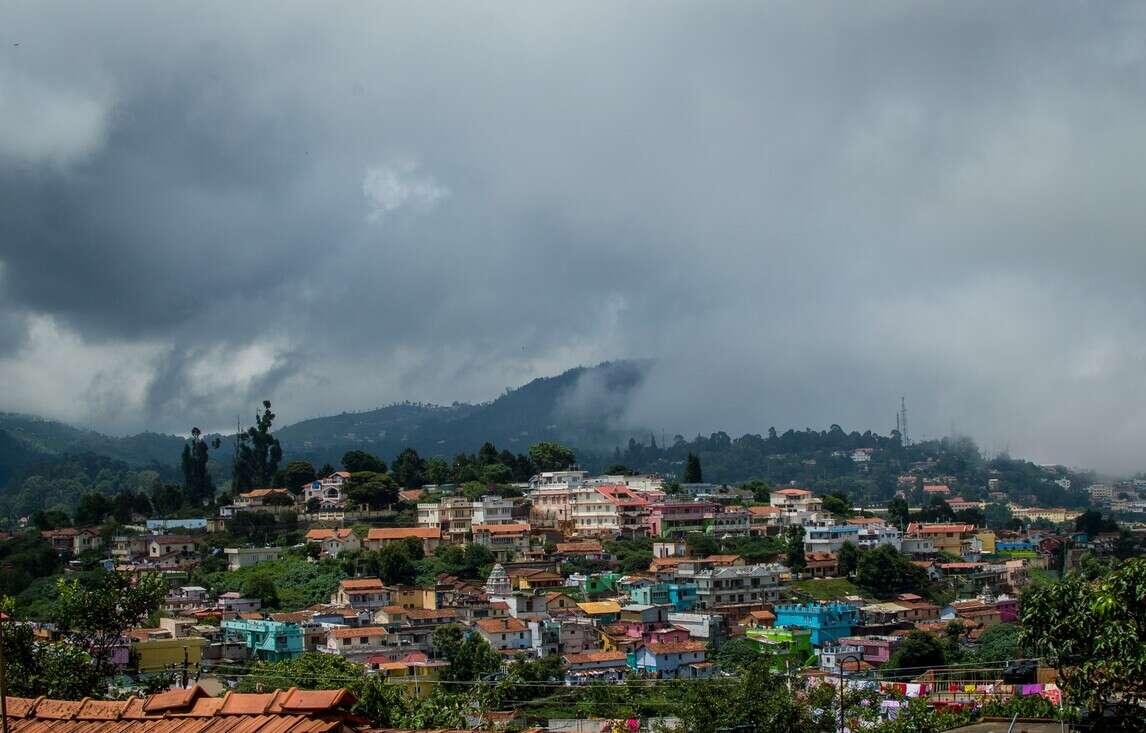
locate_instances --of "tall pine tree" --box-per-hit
[233,400,283,492]
[181,427,217,505]
[683,452,703,483]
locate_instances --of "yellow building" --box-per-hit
[975,530,997,554]
[130,631,208,673]
[374,659,449,698]
[392,586,439,610]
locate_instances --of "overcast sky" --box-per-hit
[3,2,1146,472]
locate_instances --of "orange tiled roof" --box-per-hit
[644,641,706,655]
[475,617,527,634]
[563,650,628,665]
[338,578,387,591]
[305,528,355,541]
[3,686,357,733]
[555,541,603,553]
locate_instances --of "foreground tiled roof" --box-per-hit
[3,686,358,733]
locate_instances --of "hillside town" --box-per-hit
[10,442,1145,732]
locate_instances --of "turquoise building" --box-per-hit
[628,581,697,612]
[221,618,305,661]
[773,603,859,647]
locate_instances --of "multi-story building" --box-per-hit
[323,626,391,656]
[417,496,514,543]
[302,472,352,508]
[528,485,574,529]
[471,523,531,562]
[110,535,152,561]
[569,485,620,536]
[803,524,860,554]
[747,505,783,535]
[687,564,785,610]
[769,488,824,525]
[709,506,751,537]
[304,528,361,557]
[332,578,392,610]
[221,618,304,661]
[594,485,650,536]
[529,471,589,491]
[629,641,711,679]
[773,603,859,646]
[474,617,533,654]
[855,521,902,551]
[904,523,976,557]
[645,501,716,537]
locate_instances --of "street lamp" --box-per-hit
[837,652,863,733]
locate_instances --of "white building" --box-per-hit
[856,524,902,551]
[302,472,352,508]
[803,524,861,554]
[224,546,282,570]
[417,496,514,543]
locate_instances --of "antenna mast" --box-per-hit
[899,396,910,447]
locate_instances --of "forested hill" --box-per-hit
[273,360,648,467]
[0,360,1102,516]
[0,413,186,468]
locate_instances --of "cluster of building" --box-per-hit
[30,464,1132,708]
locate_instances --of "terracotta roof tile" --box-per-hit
[143,686,207,713]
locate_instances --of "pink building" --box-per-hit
[646,501,717,536]
[837,635,900,666]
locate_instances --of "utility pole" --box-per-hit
[0,611,10,733]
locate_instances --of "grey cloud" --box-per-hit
[2,2,1146,470]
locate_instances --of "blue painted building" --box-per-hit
[628,581,697,612]
[221,618,305,661]
[773,603,859,646]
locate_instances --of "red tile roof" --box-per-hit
[475,617,527,634]
[305,528,356,541]
[4,686,357,733]
[563,650,628,665]
[644,641,706,655]
[338,578,387,591]
[555,541,603,553]
[328,626,389,639]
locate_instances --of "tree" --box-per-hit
[975,623,1023,663]
[822,492,853,518]
[711,637,762,672]
[683,452,703,483]
[888,497,910,529]
[983,502,1013,530]
[480,463,513,485]
[181,427,217,505]
[342,450,387,474]
[55,571,168,674]
[920,495,956,523]
[785,525,806,575]
[374,543,417,586]
[442,634,501,681]
[857,545,927,597]
[150,483,184,516]
[886,630,947,673]
[424,457,451,485]
[242,574,280,608]
[2,620,105,699]
[1074,509,1118,538]
[837,540,859,576]
[283,460,317,494]
[605,464,634,475]
[345,472,398,509]
[1022,558,1146,727]
[528,442,576,472]
[233,400,283,493]
[73,492,112,527]
[392,448,426,488]
[675,658,814,733]
[741,479,771,502]
[431,623,464,662]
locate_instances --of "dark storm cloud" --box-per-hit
[3,2,1146,471]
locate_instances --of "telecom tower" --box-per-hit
[898,396,910,446]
